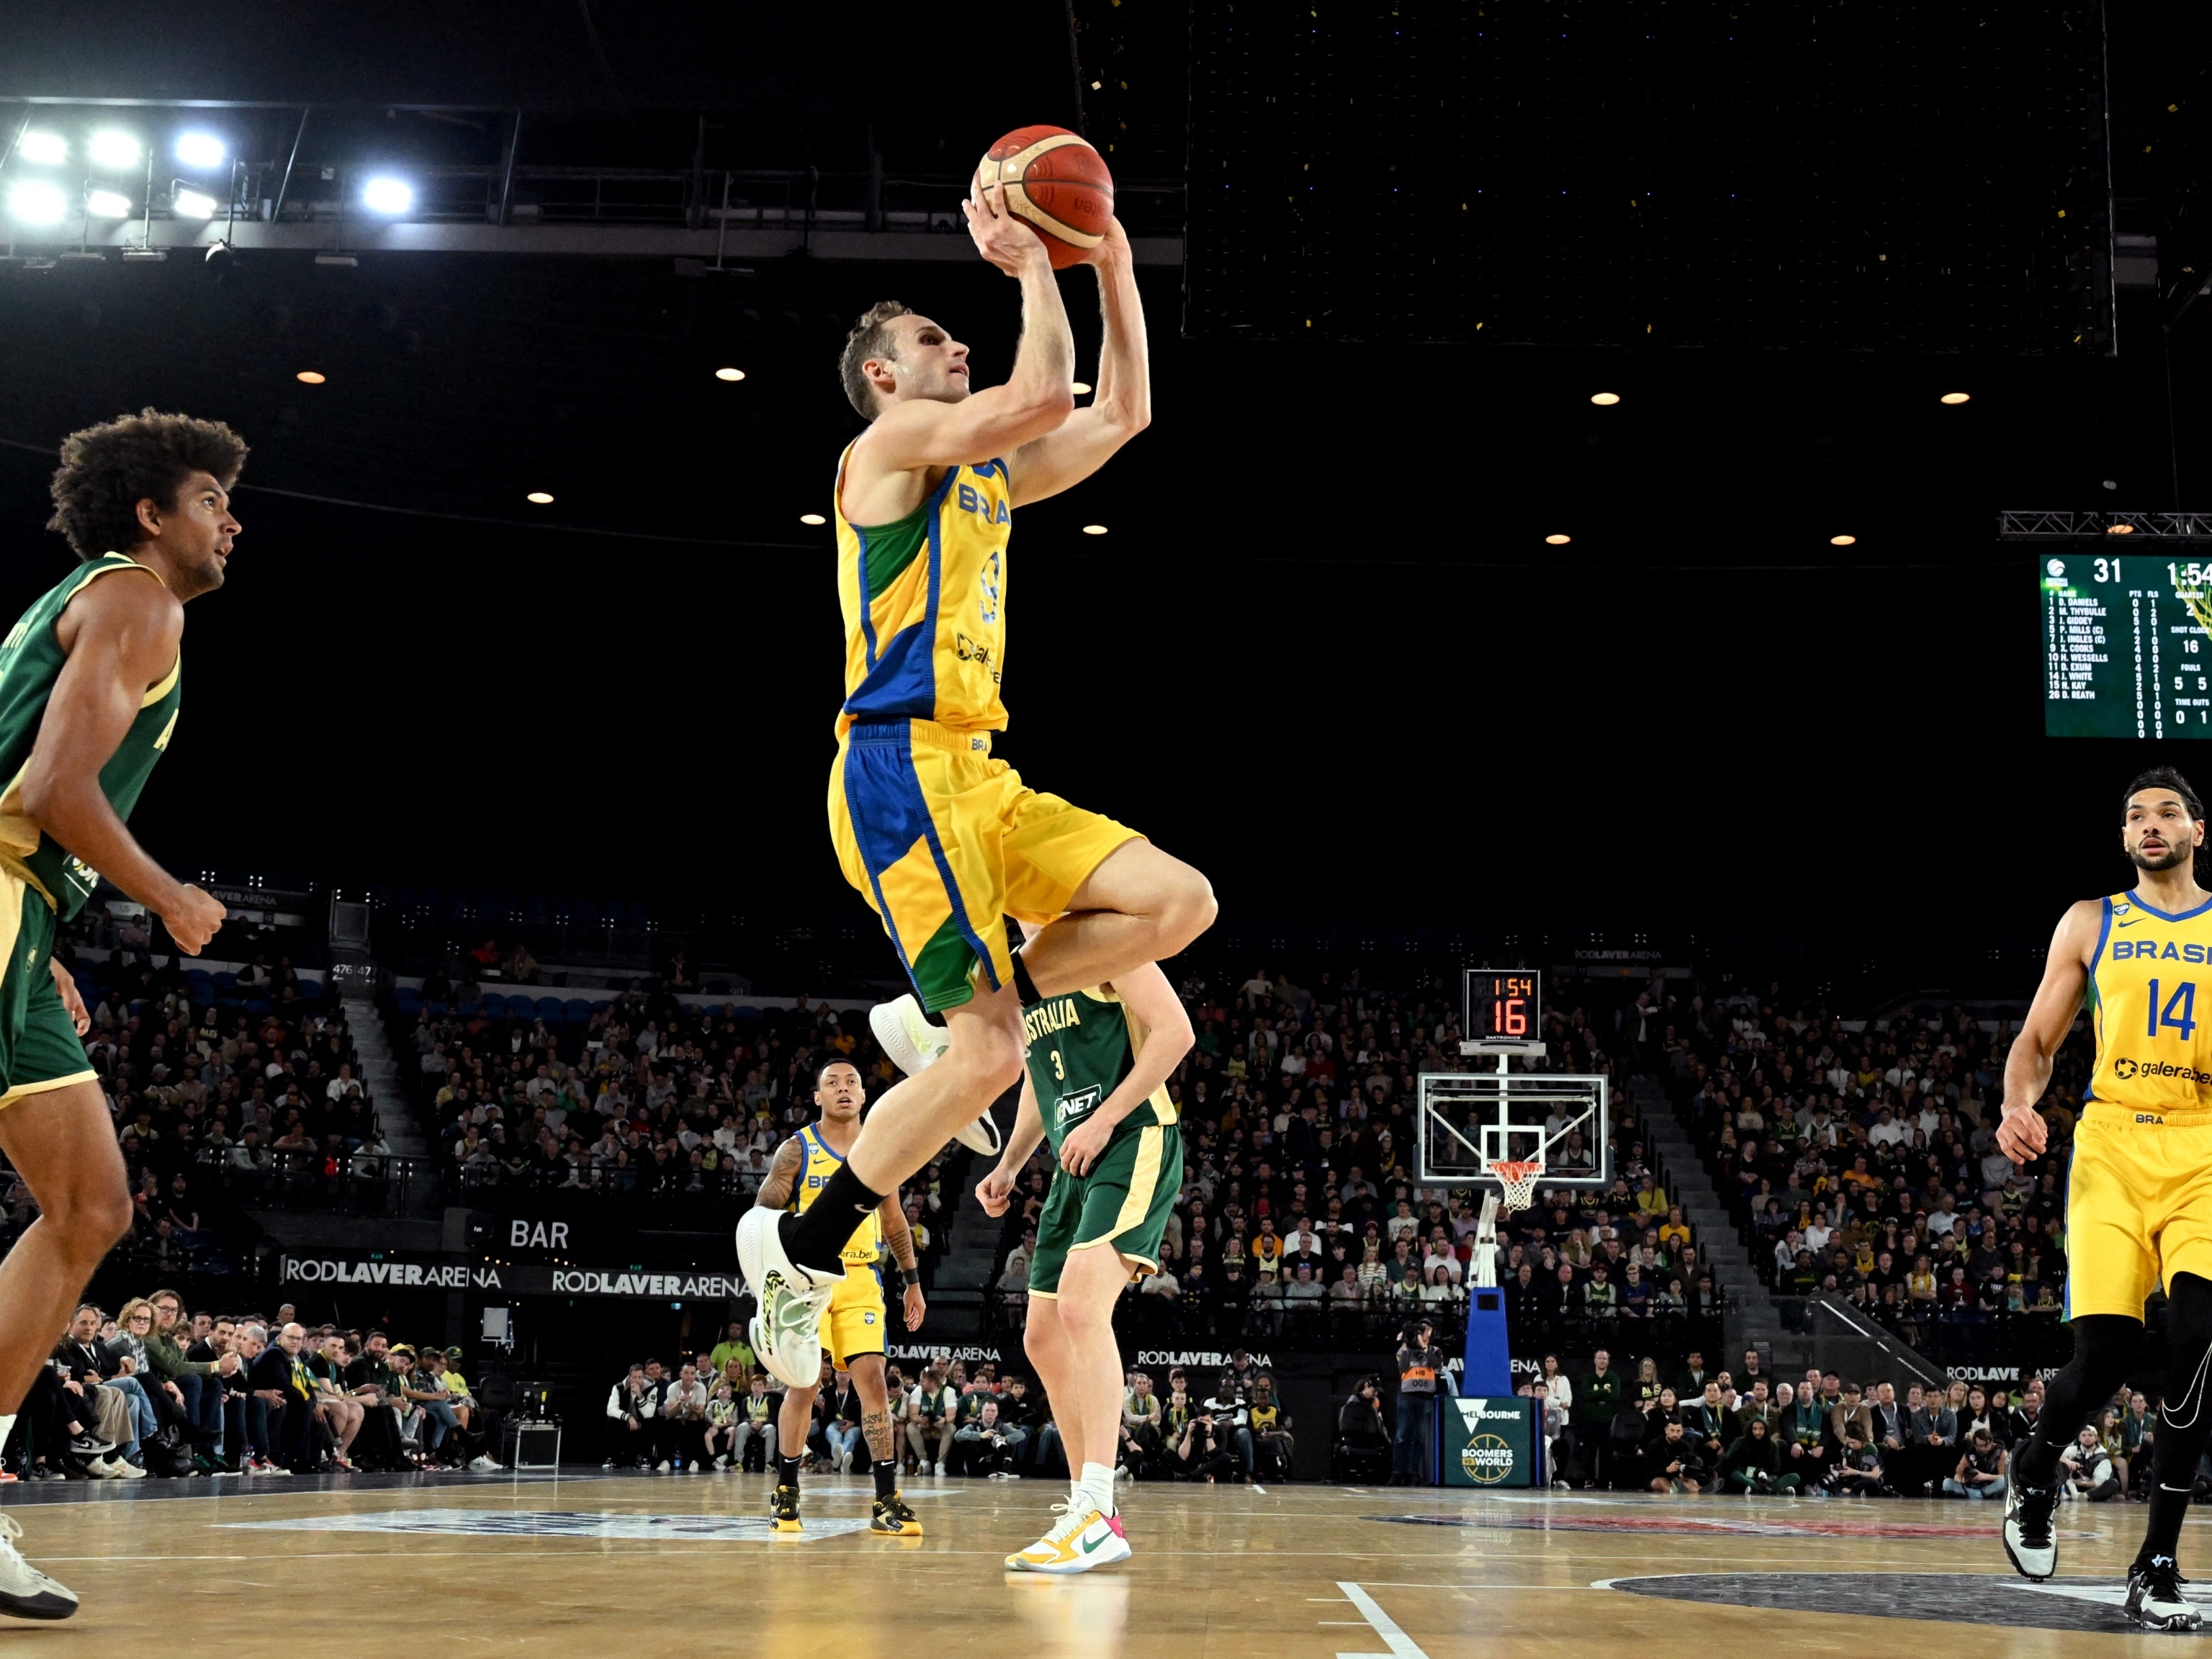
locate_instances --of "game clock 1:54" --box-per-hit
[1464,969,1542,1040]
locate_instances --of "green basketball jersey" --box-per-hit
[1020,984,1180,1154]
[0,555,179,920]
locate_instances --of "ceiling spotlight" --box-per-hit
[1082,524,1110,536]
[88,130,141,171]
[2108,523,2136,535]
[1590,391,1621,405]
[171,186,217,220]
[361,176,414,215]
[5,180,68,227]
[16,130,66,166]
[1830,534,1857,547]
[295,371,326,385]
[714,367,746,382]
[1072,381,1093,395]
[1545,533,1572,545]
[1939,391,1971,405]
[526,492,555,505]
[799,513,827,526]
[174,132,225,170]
[86,189,132,219]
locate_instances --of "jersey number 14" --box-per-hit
[2147,978,2199,1041]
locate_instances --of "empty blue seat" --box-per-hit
[482,994,509,1017]
[535,997,564,1020]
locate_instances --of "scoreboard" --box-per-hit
[2043,554,2212,738]
[1464,969,1541,1042]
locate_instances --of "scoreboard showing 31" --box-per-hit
[2043,556,2212,739]
[1465,969,1541,1042]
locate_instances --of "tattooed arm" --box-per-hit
[880,1187,926,1331]
[752,1136,804,1210]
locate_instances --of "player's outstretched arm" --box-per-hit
[1009,219,1151,507]
[1998,898,2103,1165]
[752,1136,804,1209]
[978,1074,1048,1215]
[24,572,224,953]
[854,183,1076,477]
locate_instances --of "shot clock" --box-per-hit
[1464,969,1541,1042]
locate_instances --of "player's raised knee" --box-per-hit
[943,1017,1025,1092]
[1156,861,1218,954]
[50,1175,134,1255]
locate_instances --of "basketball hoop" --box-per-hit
[1487,1159,1544,1213]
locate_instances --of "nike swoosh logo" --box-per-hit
[1082,1532,1110,1553]
[2117,921,2141,928]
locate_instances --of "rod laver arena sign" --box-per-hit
[279,1256,744,1300]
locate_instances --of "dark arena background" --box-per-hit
[0,0,2205,1650]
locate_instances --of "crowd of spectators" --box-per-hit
[606,1338,1302,1483]
[1515,1348,2156,1503]
[10,1283,503,1480]
[391,987,956,1281]
[1658,986,2078,1364]
[0,943,392,1296]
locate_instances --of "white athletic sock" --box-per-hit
[0,1414,15,1457]
[1081,1460,1116,1519]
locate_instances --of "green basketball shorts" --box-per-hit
[0,871,94,1107]
[1028,1121,1183,1297]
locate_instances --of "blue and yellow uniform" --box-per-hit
[827,446,1139,1012]
[790,1123,889,1367]
[2069,889,2212,1317]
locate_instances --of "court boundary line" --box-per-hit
[1335,1581,1431,1659]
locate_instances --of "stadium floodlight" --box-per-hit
[171,185,217,220]
[16,130,67,166]
[361,176,414,215]
[86,189,132,219]
[6,181,68,227]
[88,130,142,171]
[174,132,225,170]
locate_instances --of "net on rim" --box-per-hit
[1486,1159,1544,1213]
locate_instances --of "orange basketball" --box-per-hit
[974,125,1115,269]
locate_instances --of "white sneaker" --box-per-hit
[84,1457,117,1480]
[111,1460,146,1480]
[0,1515,77,1619]
[735,1205,842,1389]
[953,1107,1002,1156]
[2002,1481,2058,1581]
[837,1449,853,1475]
[1005,1504,1131,1575]
[871,994,948,1076]
[656,1460,672,1473]
[469,1455,501,1473]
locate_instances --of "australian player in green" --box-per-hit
[977,953,1188,1574]
[0,411,240,1620]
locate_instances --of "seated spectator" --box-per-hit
[1120,1372,1164,1478]
[1646,1418,1707,1495]
[1335,1376,1392,1481]
[1944,1428,2008,1500]
[603,1363,661,1470]
[1825,1429,1889,1496]
[2060,1424,2123,1503]
[246,1322,319,1472]
[905,1362,958,1476]
[1249,1375,1295,1481]
[1717,1418,1798,1495]
[950,1398,1025,1478]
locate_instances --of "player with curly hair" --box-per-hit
[0,408,243,1621]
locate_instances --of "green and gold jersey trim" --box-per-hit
[0,555,178,918]
[1020,983,1178,1154]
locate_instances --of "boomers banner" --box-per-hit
[1440,1396,1538,1488]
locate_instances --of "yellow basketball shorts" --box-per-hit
[2066,1104,2212,1318]
[829,717,1141,1012]
[819,1269,889,1370]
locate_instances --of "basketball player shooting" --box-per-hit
[736,153,1215,1390]
[1997,767,2212,1629]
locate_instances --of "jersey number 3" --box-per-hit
[2147,978,2199,1041]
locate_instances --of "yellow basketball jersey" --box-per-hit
[2089,889,2212,1119]
[833,444,1012,739]
[791,1123,884,1265]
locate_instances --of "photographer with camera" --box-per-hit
[1392,1319,1442,1485]
[1202,1368,1255,1481]
[1170,1393,1239,1483]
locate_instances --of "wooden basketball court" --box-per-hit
[0,1473,2186,1650]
